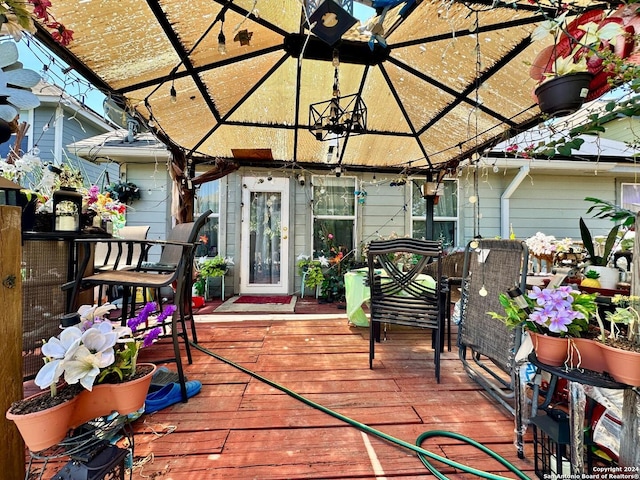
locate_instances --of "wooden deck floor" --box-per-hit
[24,298,536,479]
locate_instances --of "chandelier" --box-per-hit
[309,52,367,141]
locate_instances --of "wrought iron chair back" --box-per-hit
[366,238,445,382]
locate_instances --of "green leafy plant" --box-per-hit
[603,295,640,348]
[488,286,596,338]
[579,197,635,267]
[194,255,232,296]
[297,255,325,290]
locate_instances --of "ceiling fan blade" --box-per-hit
[0,42,19,70]
[0,104,18,122]
[4,69,41,88]
[0,87,41,109]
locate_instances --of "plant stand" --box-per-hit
[27,414,133,480]
[206,275,226,301]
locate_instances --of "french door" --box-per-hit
[240,177,290,294]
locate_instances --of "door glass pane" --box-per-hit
[249,191,281,284]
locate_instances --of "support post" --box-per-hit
[0,206,25,479]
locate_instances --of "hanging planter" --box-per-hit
[534,72,593,117]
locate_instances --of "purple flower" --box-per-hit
[127,301,157,333]
[143,327,162,347]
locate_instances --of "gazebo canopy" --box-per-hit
[35,0,623,174]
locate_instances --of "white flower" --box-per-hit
[77,303,117,322]
[34,327,83,389]
[318,255,329,267]
[526,232,557,256]
[224,256,234,265]
[297,254,310,261]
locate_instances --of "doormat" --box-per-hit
[234,295,292,304]
[214,295,297,313]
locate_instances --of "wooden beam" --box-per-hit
[0,206,25,479]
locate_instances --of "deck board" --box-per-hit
[21,312,536,479]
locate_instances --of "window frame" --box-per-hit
[410,178,459,246]
[311,174,358,258]
[194,173,221,258]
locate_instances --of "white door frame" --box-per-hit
[240,176,290,295]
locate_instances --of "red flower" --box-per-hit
[29,0,52,20]
[48,22,74,46]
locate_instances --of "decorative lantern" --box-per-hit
[52,444,128,480]
[53,186,83,232]
[531,410,572,478]
[0,177,21,206]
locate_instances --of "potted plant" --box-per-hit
[488,285,596,366]
[529,8,634,116]
[6,302,175,452]
[579,197,635,290]
[596,295,640,386]
[297,255,325,295]
[195,255,232,300]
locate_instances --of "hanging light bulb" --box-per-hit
[170,82,177,104]
[218,14,227,55]
[218,30,227,54]
[479,285,488,297]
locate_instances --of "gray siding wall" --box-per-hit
[459,167,618,244]
[124,164,636,297]
[121,163,172,262]
[31,104,117,185]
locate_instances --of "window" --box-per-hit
[411,179,458,248]
[621,183,640,213]
[194,177,220,257]
[312,176,356,257]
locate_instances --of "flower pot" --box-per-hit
[534,72,593,117]
[601,343,640,387]
[569,337,605,373]
[6,391,80,452]
[72,363,156,426]
[584,266,620,290]
[529,331,570,366]
[6,364,156,452]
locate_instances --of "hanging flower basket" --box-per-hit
[534,72,593,117]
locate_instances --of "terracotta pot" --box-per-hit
[529,331,570,366]
[534,72,593,117]
[569,337,606,372]
[6,364,156,452]
[72,363,156,426]
[5,392,80,452]
[601,343,640,386]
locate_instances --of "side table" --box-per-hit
[528,353,633,473]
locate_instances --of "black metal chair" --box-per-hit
[423,250,465,351]
[366,238,446,382]
[139,210,212,343]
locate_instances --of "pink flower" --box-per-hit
[328,234,334,239]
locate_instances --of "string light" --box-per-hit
[170,80,177,104]
[218,14,227,54]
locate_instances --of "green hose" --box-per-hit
[190,341,530,479]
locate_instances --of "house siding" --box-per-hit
[460,167,619,244]
[120,163,171,262]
